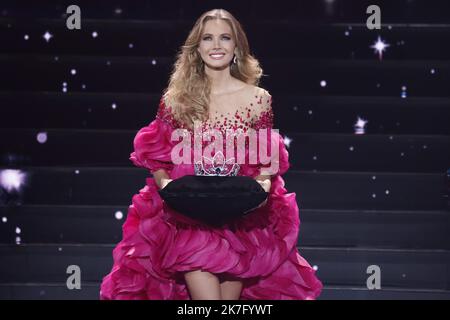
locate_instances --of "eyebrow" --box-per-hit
[202,33,232,36]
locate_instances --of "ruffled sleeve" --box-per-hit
[251,90,290,177]
[129,95,177,174]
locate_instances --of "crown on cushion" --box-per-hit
[194,151,240,176]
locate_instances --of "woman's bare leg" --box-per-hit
[184,270,222,300]
[219,275,243,300]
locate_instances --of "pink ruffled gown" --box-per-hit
[100,91,323,300]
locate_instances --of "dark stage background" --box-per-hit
[0,0,450,299]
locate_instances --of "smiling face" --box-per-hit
[197,18,237,70]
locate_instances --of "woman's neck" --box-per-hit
[205,66,236,95]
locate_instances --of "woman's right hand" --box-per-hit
[160,178,173,190]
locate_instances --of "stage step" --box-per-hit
[2,282,450,300]
[1,129,449,172]
[2,0,449,23]
[1,205,448,249]
[0,167,447,210]
[0,244,449,290]
[2,18,450,60]
[2,55,449,97]
[1,92,450,135]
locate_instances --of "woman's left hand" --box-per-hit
[256,178,271,193]
[253,178,271,209]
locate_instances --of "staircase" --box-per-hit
[1,0,449,299]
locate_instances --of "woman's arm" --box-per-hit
[153,168,173,190]
[252,88,274,194]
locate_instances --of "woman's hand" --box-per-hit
[256,178,271,193]
[160,178,173,190]
[254,177,271,209]
[153,169,172,190]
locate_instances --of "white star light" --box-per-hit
[283,135,292,148]
[36,132,48,144]
[43,31,53,42]
[115,211,123,220]
[354,116,368,134]
[401,85,407,98]
[0,169,27,192]
[370,36,390,60]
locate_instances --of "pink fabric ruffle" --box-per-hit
[129,118,175,174]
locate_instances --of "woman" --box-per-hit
[100,8,323,300]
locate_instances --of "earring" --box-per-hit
[233,55,237,64]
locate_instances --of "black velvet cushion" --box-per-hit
[158,175,269,226]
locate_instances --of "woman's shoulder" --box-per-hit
[255,86,271,98]
[245,85,272,111]
[238,83,271,99]
[243,85,272,112]
[243,85,273,129]
[155,92,183,129]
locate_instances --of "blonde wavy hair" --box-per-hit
[163,8,264,129]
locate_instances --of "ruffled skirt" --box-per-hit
[100,175,323,300]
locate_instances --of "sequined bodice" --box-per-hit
[155,89,273,177]
[157,93,273,133]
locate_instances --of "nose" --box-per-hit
[213,37,221,49]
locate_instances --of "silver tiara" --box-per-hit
[194,151,240,176]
